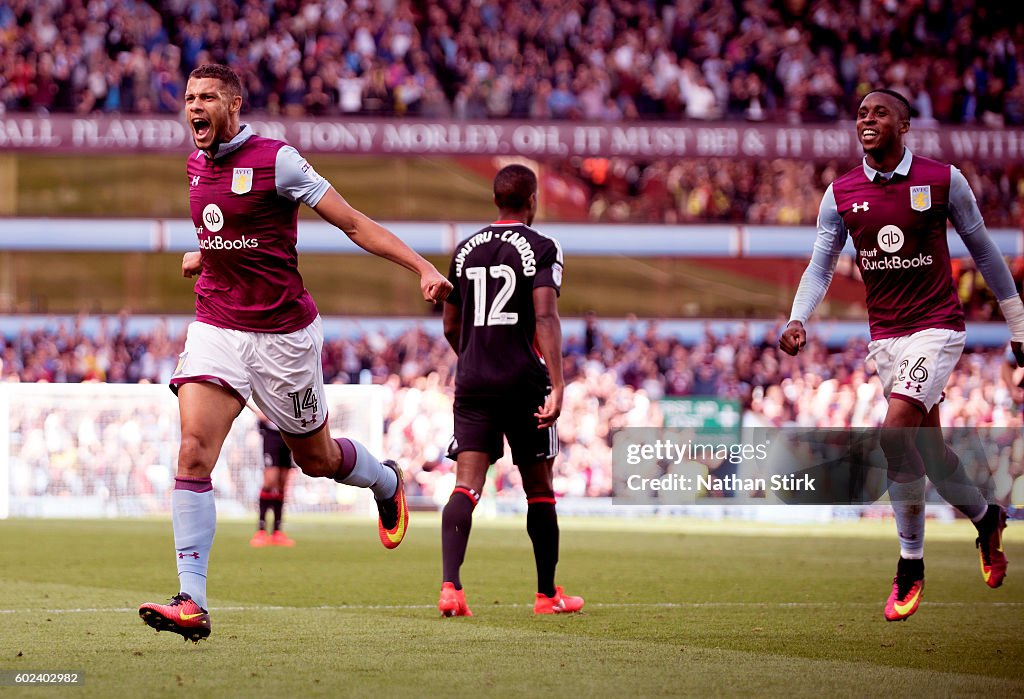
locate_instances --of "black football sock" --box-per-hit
[527,499,559,598]
[269,490,284,532]
[442,487,479,590]
[258,489,273,531]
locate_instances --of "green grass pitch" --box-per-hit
[0,515,1021,697]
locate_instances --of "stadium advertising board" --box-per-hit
[660,396,742,434]
[1,115,1023,163]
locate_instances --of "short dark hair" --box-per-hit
[188,64,242,97]
[494,165,537,211]
[865,88,911,121]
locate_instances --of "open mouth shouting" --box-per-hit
[192,117,212,143]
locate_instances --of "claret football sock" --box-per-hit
[172,477,216,610]
[333,438,398,500]
[527,498,559,598]
[442,487,479,589]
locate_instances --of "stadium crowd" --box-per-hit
[2,2,1022,520]
[2,316,1022,509]
[3,2,1023,228]
[573,157,1024,229]
[2,0,1022,126]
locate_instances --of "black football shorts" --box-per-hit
[260,425,295,469]
[448,395,558,466]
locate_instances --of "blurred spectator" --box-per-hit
[572,156,1024,231]
[0,1,1022,126]
[3,314,1022,507]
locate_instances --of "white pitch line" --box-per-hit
[1,601,1022,614]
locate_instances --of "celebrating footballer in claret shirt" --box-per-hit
[138,64,451,642]
[780,89,1024,622]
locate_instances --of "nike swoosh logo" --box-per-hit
[180,612,205,621]
[893,588,921,615]
[385,468,407,544]
[982,567,992,583]
[386,501,407,543]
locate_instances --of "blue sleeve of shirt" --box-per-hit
[275,146,331,207]
[789,184,849,323]
[949,166,1017,301]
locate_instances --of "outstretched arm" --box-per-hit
[780,184,847,355]
[274,146,451,303]
[949,167,1024,365]
[313,188,452,303]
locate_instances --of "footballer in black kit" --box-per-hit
[445,218,563,464]
[250,417,297,547]
[439,164,583,617]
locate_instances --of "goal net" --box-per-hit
[0,383,384,519]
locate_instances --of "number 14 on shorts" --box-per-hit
[288,387,319,427]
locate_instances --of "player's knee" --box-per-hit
[521,461,555,501]
[177,434,216,478]
[879,429,914,459]
[523,479,555,502]
[880,433,924,481]
[525,487,555,502]
[923,445,961,480]
[942,445,960,470]
[292,452,332,478]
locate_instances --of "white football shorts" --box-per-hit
[866,328,966,413]
[170,316,327,436]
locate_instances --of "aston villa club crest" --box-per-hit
[231,167,253,194]
[910,185,931,212]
